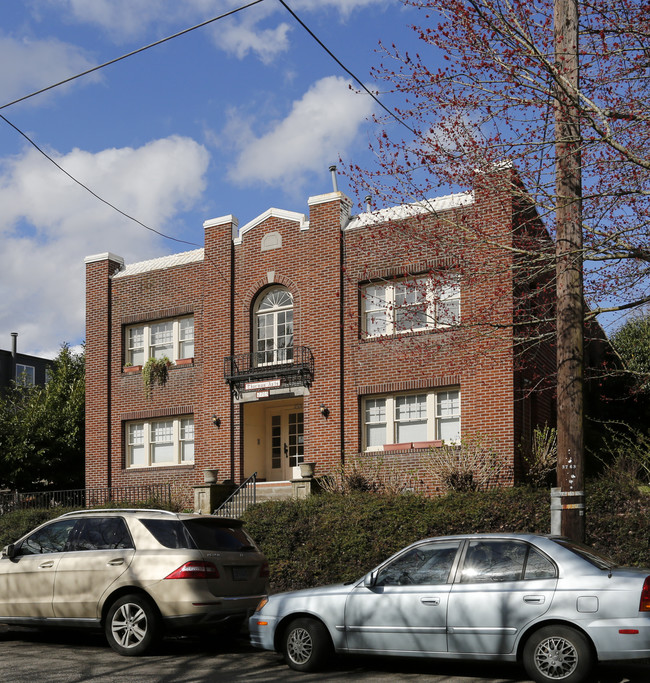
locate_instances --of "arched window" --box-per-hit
[255,287,293,365]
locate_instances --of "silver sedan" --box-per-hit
[250,533,650,683]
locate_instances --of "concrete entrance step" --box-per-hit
[255,481,293,503]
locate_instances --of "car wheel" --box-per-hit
[105,594,161,656]
[523,625,594,683]
[282,617,332,672]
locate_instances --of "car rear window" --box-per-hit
[181,519,259,552]
[552,539,618,570]
[140,519,197,549]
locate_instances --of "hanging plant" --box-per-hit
[142,356,171,397]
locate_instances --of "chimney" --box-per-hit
[11,332,17,359]
[329,165,339,192]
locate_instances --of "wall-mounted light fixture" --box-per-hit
[212,415,221,428]
[320,405,330,419]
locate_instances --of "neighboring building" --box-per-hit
[85,165,555,502]
[0,333,52,390]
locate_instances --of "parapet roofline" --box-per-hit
[112,248,204,279]
[101,191,473,278]
[346,191,474,231]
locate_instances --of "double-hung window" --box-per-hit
[363,389,460,450]
[125,316,194,366]
[362,275,460,337]
[126,417,194,468]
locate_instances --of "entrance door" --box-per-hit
[268,408,304,480]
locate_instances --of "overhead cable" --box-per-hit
[0,113,201,247]
[276,0,417,137]
[0,0,266,111]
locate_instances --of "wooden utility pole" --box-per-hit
[554,0,585,541]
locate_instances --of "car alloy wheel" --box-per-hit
[105,594,160,656]
[523,625,593,683]
[282,617,332,672]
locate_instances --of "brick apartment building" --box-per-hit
[85,165,555,504]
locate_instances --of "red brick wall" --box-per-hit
[85,168,556,499]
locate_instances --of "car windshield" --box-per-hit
[552,539,618,570]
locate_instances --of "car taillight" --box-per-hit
[640,576,650,612]
[259,561,270,579]
[165,561,219,580]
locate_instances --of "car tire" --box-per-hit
[523,625,594,683]
[282,617,332,672]
[105,594,161,656]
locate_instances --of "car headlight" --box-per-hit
[254,597,268,613]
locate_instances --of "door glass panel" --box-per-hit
[460,540,527,583]
[375,541,460,586]
[271,415,282,469]
[19,520,76,555]
[288,412,304,467]
[72,518,133,551]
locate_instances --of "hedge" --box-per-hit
[0,479,648,595]
[242,480,650,593]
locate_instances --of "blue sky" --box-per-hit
[0,0,420,357]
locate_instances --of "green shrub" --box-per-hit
[243,482,650,593]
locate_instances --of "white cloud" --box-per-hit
[0,35,98,105]
[213,20,292,64]
[0,136,209,356]
[35,0,391,58]
[227,76,374,188]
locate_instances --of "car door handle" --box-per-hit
[524,595,545,604]
[38,560,55,569]
[107,558,125,566]
[420,596,441,606]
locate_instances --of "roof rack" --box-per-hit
[59,508,177,517]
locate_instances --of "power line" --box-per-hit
[0,1,268,247]
[0,113,201,247]
[276,0,417,138]
[0,0,266,111]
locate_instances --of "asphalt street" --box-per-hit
[1,624,648,682]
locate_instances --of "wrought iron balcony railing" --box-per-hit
[224,345,314,398]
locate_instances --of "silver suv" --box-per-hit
[0,509,268,655]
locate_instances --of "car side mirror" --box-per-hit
[364,571,377,588]
[2,544,15,559]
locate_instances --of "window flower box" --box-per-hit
[123,365,142,374]
[383,443,412,451]
[175,357,194,367]
[412,440,443,449]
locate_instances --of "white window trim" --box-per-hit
[361,275,460,337]
[126,416,194,468]
[125,316,194,366]
[363,389,461,451]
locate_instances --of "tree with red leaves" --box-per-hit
[352,0,650,540]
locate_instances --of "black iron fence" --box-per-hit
[0,484,172,516]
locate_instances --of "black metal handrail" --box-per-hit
[213,472,257,518]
